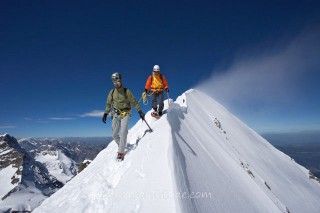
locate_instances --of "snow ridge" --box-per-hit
[33,89,320,213]
[34,100,178,213]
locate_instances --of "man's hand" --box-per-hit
[102,113,108,123]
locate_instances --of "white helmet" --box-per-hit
[153,65,160,72]
[111,72,122,82]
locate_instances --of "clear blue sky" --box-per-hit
[1,0,320,137]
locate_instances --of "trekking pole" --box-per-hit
[142,118,153,132]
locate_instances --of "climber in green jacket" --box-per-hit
[102,72,145,161]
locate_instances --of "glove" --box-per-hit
[102,113,108,123]
[144,89,149,94]
[165,88,169,92]
[138,110,145,120]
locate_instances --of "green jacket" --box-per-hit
[105,87,141,114]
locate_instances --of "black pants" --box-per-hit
[150,92,164,112]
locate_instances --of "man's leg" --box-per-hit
[158,92,164,114]
[118,114,130,153]
[112,115,121,146]
[150,93,158,112]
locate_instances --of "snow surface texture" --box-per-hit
[0,165,19,199]
[34,89,320,213]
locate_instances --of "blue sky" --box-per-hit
[1,0,320,137]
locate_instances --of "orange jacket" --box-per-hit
[145,73,169,93]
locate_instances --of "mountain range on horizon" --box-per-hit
[29,89,320,213]
[0,135,109,212]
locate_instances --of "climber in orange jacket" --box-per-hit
[144,65,169,117]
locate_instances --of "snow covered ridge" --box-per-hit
[34,89,320,213]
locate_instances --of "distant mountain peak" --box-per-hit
[1,135,107,212]
[0,134,64,212]
[1,133,15,142]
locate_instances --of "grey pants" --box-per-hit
[112,113,131,153]
[150,92,164,112]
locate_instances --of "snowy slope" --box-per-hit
[35,149,77,184]
[170,90,320,213]
[34,89,320,213]
[0,165,19,199]
[0,134,63,212]
[0,135,22,199]
[34,100,179,213]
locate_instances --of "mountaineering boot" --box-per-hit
[151,111,159,117]
[117,152,125,161]
[158,111,163,116]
